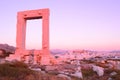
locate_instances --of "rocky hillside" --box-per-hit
[0,44,15,53]
[0,44,15,58]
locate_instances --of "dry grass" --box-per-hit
[0,61,34,80]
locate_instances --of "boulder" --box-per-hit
[57,74,71,80]
[110,72,117,76]
[92,65,104,76]
[40,71,46,74]
[108,77,113,80]
[70,71,83,79]
[30,68,41,72]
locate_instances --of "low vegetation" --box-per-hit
[0,61,34,80]
[81,68,96,78]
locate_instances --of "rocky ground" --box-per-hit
[0,45,120,80]
[0,58,120,80]
[37,60,120,80]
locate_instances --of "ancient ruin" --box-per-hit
[7,8,51,65]
[3,8,120,80]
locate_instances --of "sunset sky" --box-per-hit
[0,0,120,51]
